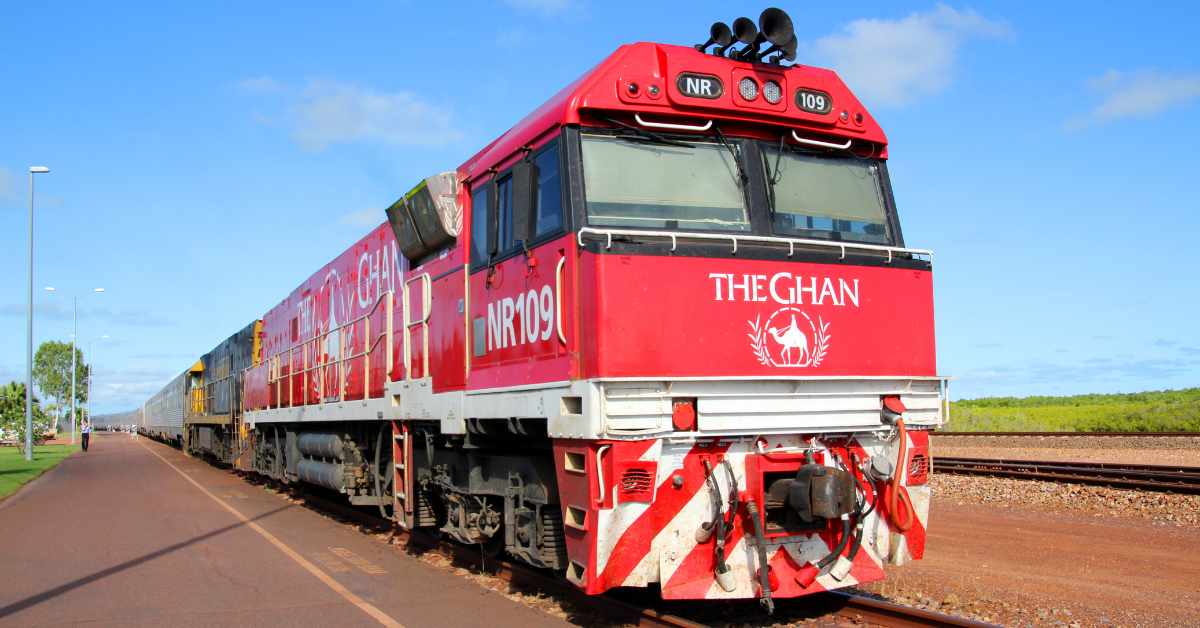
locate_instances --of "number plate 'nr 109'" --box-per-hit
[795,88,832,114]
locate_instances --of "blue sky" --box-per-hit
[2,1,1198,413]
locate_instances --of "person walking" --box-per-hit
[81,417,92,452]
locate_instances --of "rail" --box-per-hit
[577,226,933,263]
[935,431,1199,437]
[935,456,1200,494]
[403,274,431,380]
[189,367,236,419]
[259,290,395,409]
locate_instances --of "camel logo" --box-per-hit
[747,307,831,368]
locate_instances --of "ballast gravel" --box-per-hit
[930,473,1200,527]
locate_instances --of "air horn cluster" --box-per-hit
[694,7,797,65]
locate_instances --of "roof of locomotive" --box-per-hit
[458,41,887,183]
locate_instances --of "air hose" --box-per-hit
[745,500,775,615]
[886,419,915,532]
[700,460,729,573]
[817,517,851,570]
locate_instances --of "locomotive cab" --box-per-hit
[451,36,945,602]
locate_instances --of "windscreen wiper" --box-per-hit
[712,124,748,186]
[602,116,693,147]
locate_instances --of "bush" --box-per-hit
[946,388,1200,432]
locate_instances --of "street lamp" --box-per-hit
[25,166,50,461]
[44,286,105,444]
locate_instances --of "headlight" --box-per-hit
[738,77,759,101]
[763,80,782,104]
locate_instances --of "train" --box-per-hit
[138,7,946,612]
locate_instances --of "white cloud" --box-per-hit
[503,0,573,15]
[809,4,1010,108]
[340,207,385,227]
[239,76,284,93]
[241,78,462,151]
[1067,70,1200,129]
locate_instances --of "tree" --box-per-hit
[32,340,89,434]
[0,381,52,455]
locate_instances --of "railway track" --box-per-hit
[281,481,989,627]
[935,457,1200,494]
[934,431,1198,438]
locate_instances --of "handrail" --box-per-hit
[554,256,567,345]
[252,290,396,410]
[791,130,853,150]
[595,445,610,506]
[577,227,932,263]
[404,274,432,326]
[634,113,713,132]
[403,274,432,379]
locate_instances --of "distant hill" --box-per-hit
[946,388,1200,432]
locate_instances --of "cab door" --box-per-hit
[467,138,575,390]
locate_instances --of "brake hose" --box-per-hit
[745,500,774,615]
[845,452,873,565]
[720,460,738,533]
[701,460,729,574]
[887,419,915,532]
[816,517,852,570]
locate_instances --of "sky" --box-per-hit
[1,1,1198,413]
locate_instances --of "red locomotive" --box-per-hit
[141,7,946,612]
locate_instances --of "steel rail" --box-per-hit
[934,431,1199,437]
[271,481,985,627]
[823,591,996,627]
[935,457,1200,494]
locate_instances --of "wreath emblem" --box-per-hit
[747,307,831,368]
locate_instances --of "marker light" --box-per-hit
[763,80,782,104]
[738,77,759,101]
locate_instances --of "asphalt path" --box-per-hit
[0,433,568,627]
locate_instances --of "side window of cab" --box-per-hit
[469,184,490,268]
[468,136,565,271]
[533,140,563,238]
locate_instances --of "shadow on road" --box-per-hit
[0,503,294,619]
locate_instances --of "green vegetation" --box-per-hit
[0,381,53,454]
[34,340,90,435]
[0,443,78,499]
[947,388,1200,433]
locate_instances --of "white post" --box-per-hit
[25,171,35,460]
[25,168,49,459]
[71,296,77,445]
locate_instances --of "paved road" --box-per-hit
[0,433,569,627]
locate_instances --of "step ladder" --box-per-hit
[392,420,414,529]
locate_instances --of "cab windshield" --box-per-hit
[581,134,750,232]
[763,146,890,244]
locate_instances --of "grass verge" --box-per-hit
[947,388,1200,432]
[0,443,79,500]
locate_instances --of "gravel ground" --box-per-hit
[931,473,1200,527]
[857,467,1200,627]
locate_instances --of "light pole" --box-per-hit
[26,166,50,461]
[44,286,105,444]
